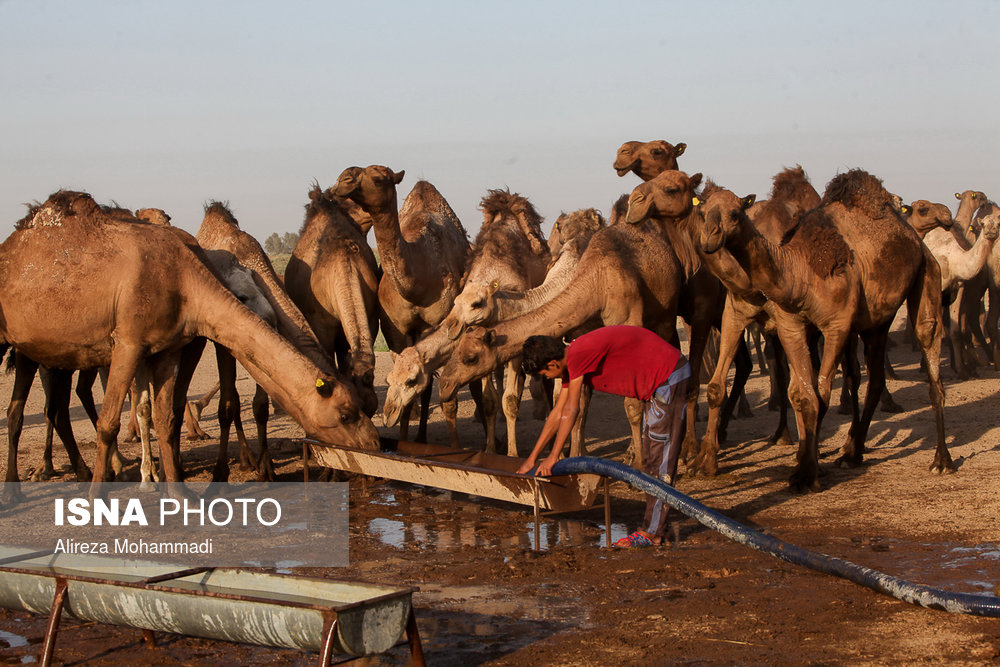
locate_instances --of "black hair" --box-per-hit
[521,335,567,376]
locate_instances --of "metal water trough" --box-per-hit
[303,437,611,550]
[0,545,423,666]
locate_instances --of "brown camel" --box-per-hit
[614,143,752,462]
[547,207,606,255]
[385,208,603,446]
[694,170,950,491]
[685,168,821,475]
[437,171,700,464]
[383,189,551,455]
[284,185,380,418]
[613,140,686,180]
[332,166,471,441]
[0,190,379,493]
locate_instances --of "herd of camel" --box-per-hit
[2,138,999,500]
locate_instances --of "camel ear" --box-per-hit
[674,142,686,157]
[955,192,961,200]
[393,170,405,185]
[689,173,703,191]
[742,194,756,210]
[483,329,497,346]
[315,377,334,398]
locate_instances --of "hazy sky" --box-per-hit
[2,1,998,243]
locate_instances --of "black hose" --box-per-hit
[551,456,1000,617]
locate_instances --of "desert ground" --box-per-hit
[0,328,998,665]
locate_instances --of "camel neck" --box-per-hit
[370,208,439,299]
[725,224,798,306]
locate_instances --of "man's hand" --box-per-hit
[516,459,536,475]
[535,454,559,477]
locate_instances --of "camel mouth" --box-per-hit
[615,162,637,177]
[380,399,403,428]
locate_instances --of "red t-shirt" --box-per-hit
[565,326,682,400]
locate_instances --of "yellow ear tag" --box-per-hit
[491,280,499,289]
[316,379,326,388]
[692,196,701,206]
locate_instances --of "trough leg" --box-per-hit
[406,607,425,667]
[318,612,339,666]
[143,629,157,648]
[533,480,540,552]
[603,477,611,549]
[40,577,68,667]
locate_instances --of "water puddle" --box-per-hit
[0,629,29,648]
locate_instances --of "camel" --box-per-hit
[969,202,1000,369]
[613,140,686,180]
[384,209,603,446]
[614,142,753,461]
[693,170,950,491]
[905,200,999,378]
[437,171,701,464]
[684,168,821,475]
[382,189,552,455]
[332,166,471,441]
[0,190,379,494]
[950,190,993,368]
[284,185,380,418]
[547,207,606,255]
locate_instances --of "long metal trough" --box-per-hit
[303,437,611,550]
[0,545,422,665]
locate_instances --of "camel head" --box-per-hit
[134,208,172,226]
[383,347,432,427]
[697,188,756,255]
[437,326,502,403]
[614,140,686,181]
[904,200,954,238]
[971,202,1000,241]
[306,376,381,450]
[624,170,703,226]
[445,281,502,337]
[331,165,405,213]
[955,190,988,211]
[548,208,605,253]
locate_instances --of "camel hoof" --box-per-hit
[836,403,852,415]
[212,464,231,483]
[256,460,276,483]
[0,485,26,508]
[787,471,822,493]
[835,453,863,469]
[29,466,55,482]
[75,466,93,483]
[139,480,157,492]
[930,459,957,475]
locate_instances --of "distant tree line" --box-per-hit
[263,232,299,256]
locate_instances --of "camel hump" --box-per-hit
[203,201,240,228]
[821,169,897,220]
[16,190,103,230]
[401,180,468,240]
[784,209,853,277]
[770,166,815,201]
[479,188,547,253]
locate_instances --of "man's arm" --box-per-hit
[515,379,573,474]
[517,376,584,476]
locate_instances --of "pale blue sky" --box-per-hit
[2,1,998,242]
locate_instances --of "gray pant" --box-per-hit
[642,362,689,539]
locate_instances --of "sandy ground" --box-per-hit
[0,331,999,665]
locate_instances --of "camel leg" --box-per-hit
[681,316,712,462]
[692,304,752,476]
[92,345,146,492]
[624,397,643,469]
[212,346,245,482]
[36,366,58,480]
[147,351,186,483]
[838,325,890,467]
[415,380,433,444]
[984,283,1000,370]
[836,337,863,465]
[502,359,525,457]
[252,385,273,482]
[768,337,793,447]
[184,382,219,441]
[719,337,753,439]
[43,368,92,482]
[130,364,160,489]
[441,392,460,448]
[910,264,952,474]
[4,354,39,499]
[479,373,500,454]
[878,347,905,413]
[75,369,101,430]
[775,317,822,492]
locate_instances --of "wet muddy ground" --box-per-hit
[0,332,999,665]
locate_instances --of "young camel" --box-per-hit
[0,191,379,497]
[382,189,552,454]
[437,171,701,466]
[332,166,471,441]
[693,170,950,491]
[285,186,380,421]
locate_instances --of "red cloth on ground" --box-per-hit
[564,325,682,401]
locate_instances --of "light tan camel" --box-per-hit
[383,189,551,455]
[951,190,993,369]
[332,166,471,441]
[694,170,950,491]
[905,200,998,378]
[284,186,380,418]
[0,191,379,492]
[437,171,701,464]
